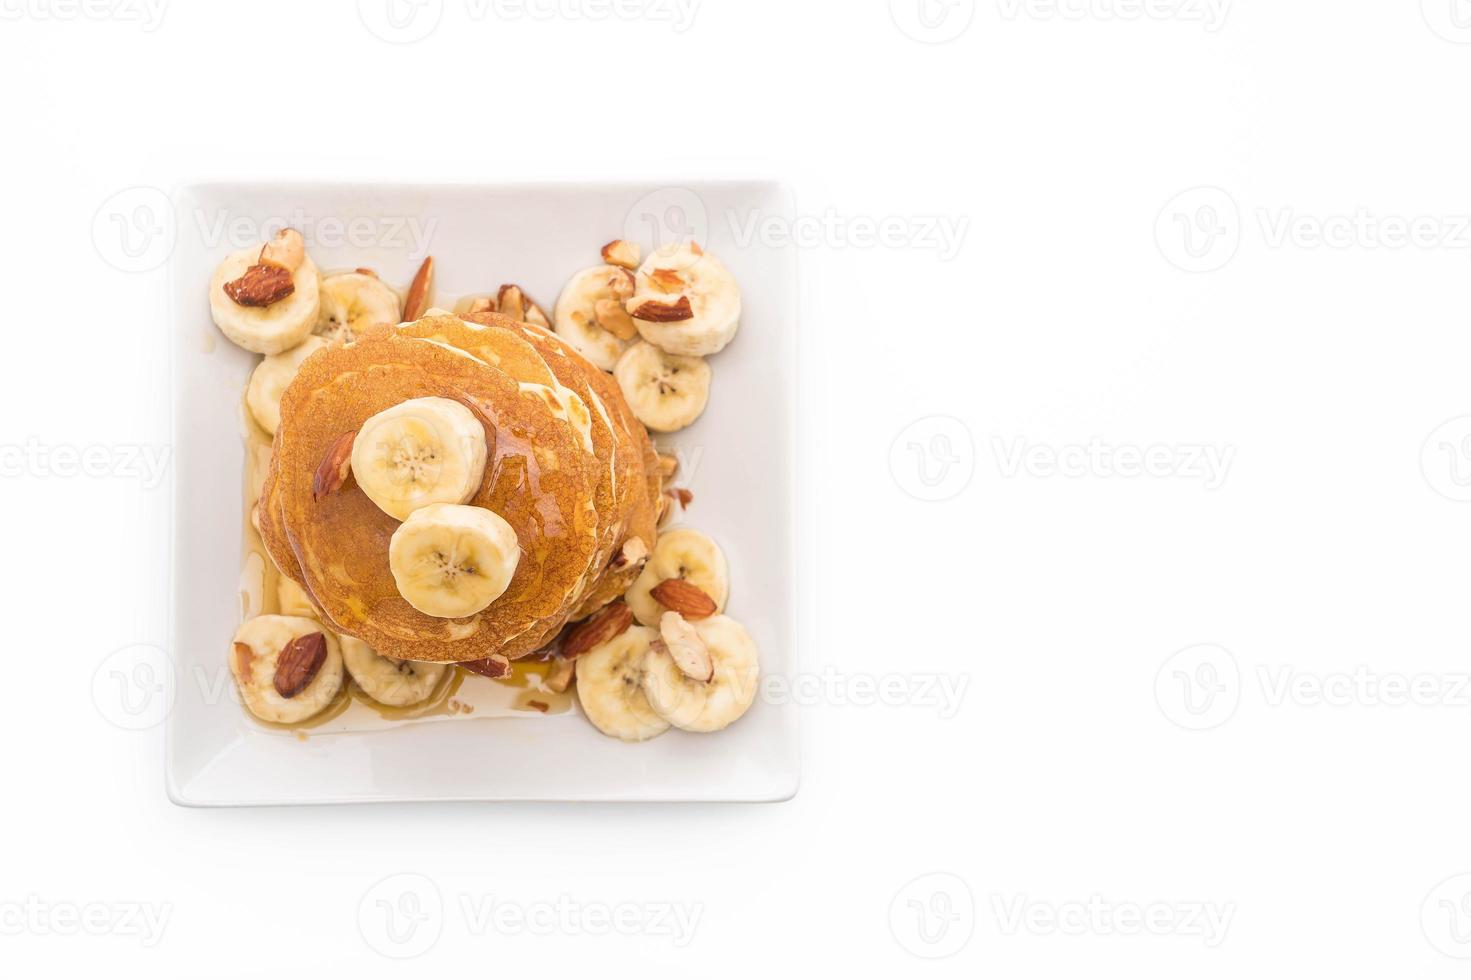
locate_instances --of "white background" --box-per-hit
[3,0,1471,974]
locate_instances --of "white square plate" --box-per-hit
[166,181,799,805]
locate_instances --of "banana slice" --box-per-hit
[339,635,446,707]
[613,341,711,433]
[625,527,730,627]
[230,614,344,724]
[642,614,760,733]
[351,396,488,521]
[388,503,521,618]
[209,229,322,355]
[574,625,669,741]
[553,264,637,370]
[245,336,328,435]
[315,270,402,345]
[628,242,741,357]
[277,577,317,617]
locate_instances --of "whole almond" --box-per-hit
[649,578,717,619]
[562,602,634,658]
[224,263,295,307]
[312,430,357,501]
[273,633,327,698]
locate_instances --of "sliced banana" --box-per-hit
[351,396,488,521]
[277,576,317,617]
[628,242,740,357]
[246,336,328,435]
[553,264,637,370]
[339,635,446,707]
[230,614,344,725]
[613,341,711,433]
[388,503,521,618]
[625,527,730,627]
[209,230,321,355]
[574,625,669,741]
[642,614,759,733]
[315,270,402,345]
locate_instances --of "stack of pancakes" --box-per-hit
[257,312,662,665]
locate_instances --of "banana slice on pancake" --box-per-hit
[339,635,446,707]
[246,336,328,435]
[389,503,521,618]
[574,625,669,741]
[315,270,401,345]
[626,527,729,627]
[642,614,759,733]
[553,264,638,370]
[230,615,344,724]
[351,396,488,521]
[627,242,740,357]
[613,341,711,433]
[209,229,321,355]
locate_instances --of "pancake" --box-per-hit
[259,326,604,662]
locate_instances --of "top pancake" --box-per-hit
[259,325,604,662]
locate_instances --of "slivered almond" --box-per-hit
[525,301,551,329]
[259,228,306,272]
[273,633,327,698]
[610,536,649,571]
[464,295,496,315]
[546,655,575,693]
[562,601,634,658]
[650,578,717,619]
[629,295,693,322]
[459,653,511,679]
[659,612,714,682]
[649,268,685,292]
[594,297,639,340]
[497,284,526,321]
[403,255,434,321]
[312,431,357,501]
[656,453,678,479]
[233,642,255,683]
[609,268,636,299]
[355,267,378,277]
[601,239,641,269]
[526,699,550,713]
